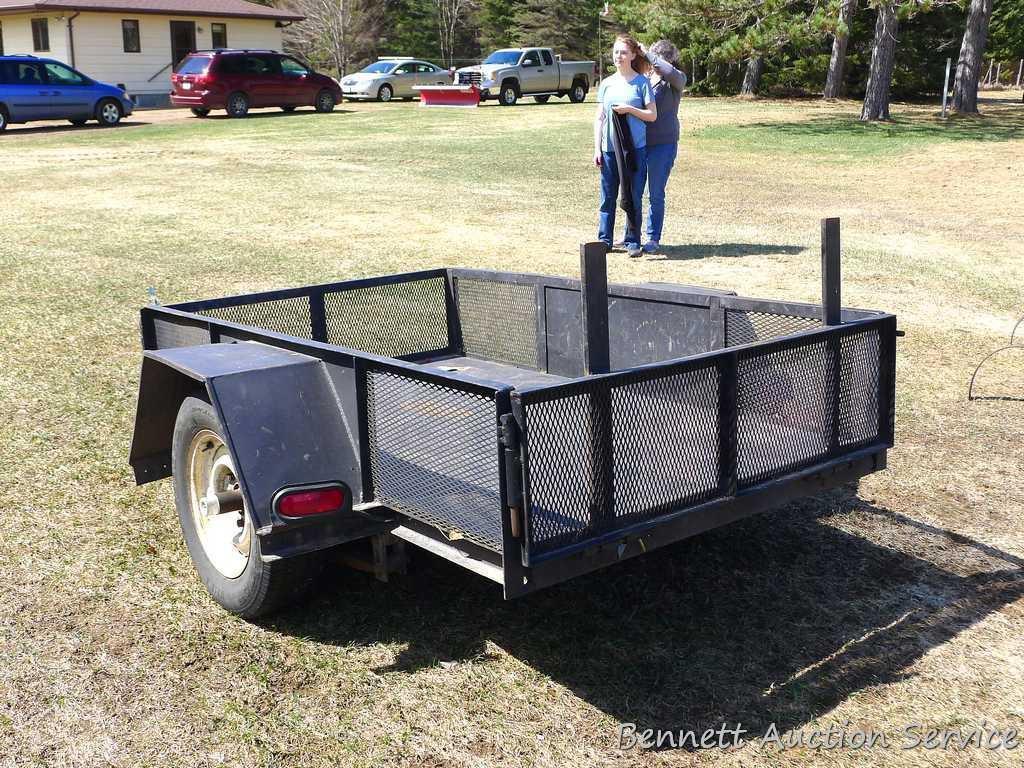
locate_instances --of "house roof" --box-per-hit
[0,0,304,21]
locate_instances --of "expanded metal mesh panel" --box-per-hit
[611,366,722,519]
[838,327,881,447]
[198,296,312,339]
[365,369,502,551]
[455,278,538,369]
[522,364,723,555]
[325,278,449,358]
[152,318,209,349]
[726,309,819,347]
[736,339,834,487]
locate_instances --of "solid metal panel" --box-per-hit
[546,287,715,376]
[207,358,361,531]
[129,356,201,484]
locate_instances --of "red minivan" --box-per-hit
[170,50,343,118]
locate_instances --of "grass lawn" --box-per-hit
[1,92,1022,767]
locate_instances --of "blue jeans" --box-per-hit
[644,142,677,243]
[598,146,647,248]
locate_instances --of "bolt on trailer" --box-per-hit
[129,221,897,618]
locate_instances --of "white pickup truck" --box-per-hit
[454,48,597,106]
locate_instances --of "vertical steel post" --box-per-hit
[580,241,614,531]
[942,57,951,118]
[1017,59,1022,88]
[580,241,610,374]
[821,218,841,327]
[822,218,842,456]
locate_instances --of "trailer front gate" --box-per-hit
[132,259,895,599]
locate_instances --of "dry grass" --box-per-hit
[0,91,1022,768]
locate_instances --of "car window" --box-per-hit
[44,61,86,86]
[249,55,280,75]
[541,50,553,66]
[280,57,308,76]
[177,55,212,74]
[521,52,539,67]
[362,61,394,74]
[394,63,415,74]
[416,63,437,73]
[9,62,45,85]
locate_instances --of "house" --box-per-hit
[0,0,304,106]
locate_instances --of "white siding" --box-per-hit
[70,13,283,95]
[0,14,70,62]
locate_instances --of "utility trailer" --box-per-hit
[130,225,896,618]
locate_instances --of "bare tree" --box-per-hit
[860,1,899,120]
[824,0,858,98]
[433,0,472,69]
[288,0,354,76]
[951,0,994,114]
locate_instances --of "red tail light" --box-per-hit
[276,485,346,517]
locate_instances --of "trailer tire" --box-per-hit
[172,397,324,619]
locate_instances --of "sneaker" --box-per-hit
[626,245,642,258]
[642,240,660,254]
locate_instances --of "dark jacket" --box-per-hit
[610,110,639,235]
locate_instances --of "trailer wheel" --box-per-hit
[172,397,324,618]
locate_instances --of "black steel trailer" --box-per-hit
[130,225,896,617]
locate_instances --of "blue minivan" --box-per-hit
[0,55,134,131]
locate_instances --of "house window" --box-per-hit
[31,18,49,52]
[211,23,227,49]
[122,19,141,52]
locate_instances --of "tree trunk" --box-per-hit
[824,0,857,99]
[860,2,898,121]
[740,56,764,95]
[951,0,994,114]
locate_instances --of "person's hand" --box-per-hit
[611,103,632,115]
[593,152,602,168]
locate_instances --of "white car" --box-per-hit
[340,58,450,102]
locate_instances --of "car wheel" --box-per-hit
[377,84,393,103]
[191,107,210,118]
[315,89,336,113]
[499,82,518,106]
[96,98,123,127]
[569,82,588,103]
[172,397,326,619]
[226,92,250,118]
[69,119,88,126]
[0,106,7,131]
[533,95,550,104]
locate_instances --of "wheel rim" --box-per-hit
[319,92,333,110]
[380,87,391,102]
[101,102,119,122]
[231,96,246,113]
[574,86,585,100]
[188,429,251,579]
[503,89,514,104]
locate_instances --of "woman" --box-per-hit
[638,40,687,255]
[593,35,657,258]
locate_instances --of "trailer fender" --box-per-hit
[129,342,363,532]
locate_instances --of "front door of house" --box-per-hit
[169,21,196,70]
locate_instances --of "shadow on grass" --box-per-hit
[203,109,355,121]
[268,489,1024,749]
[721,111,1024,145]
[657,243,805,260]
[4,119,151,136]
